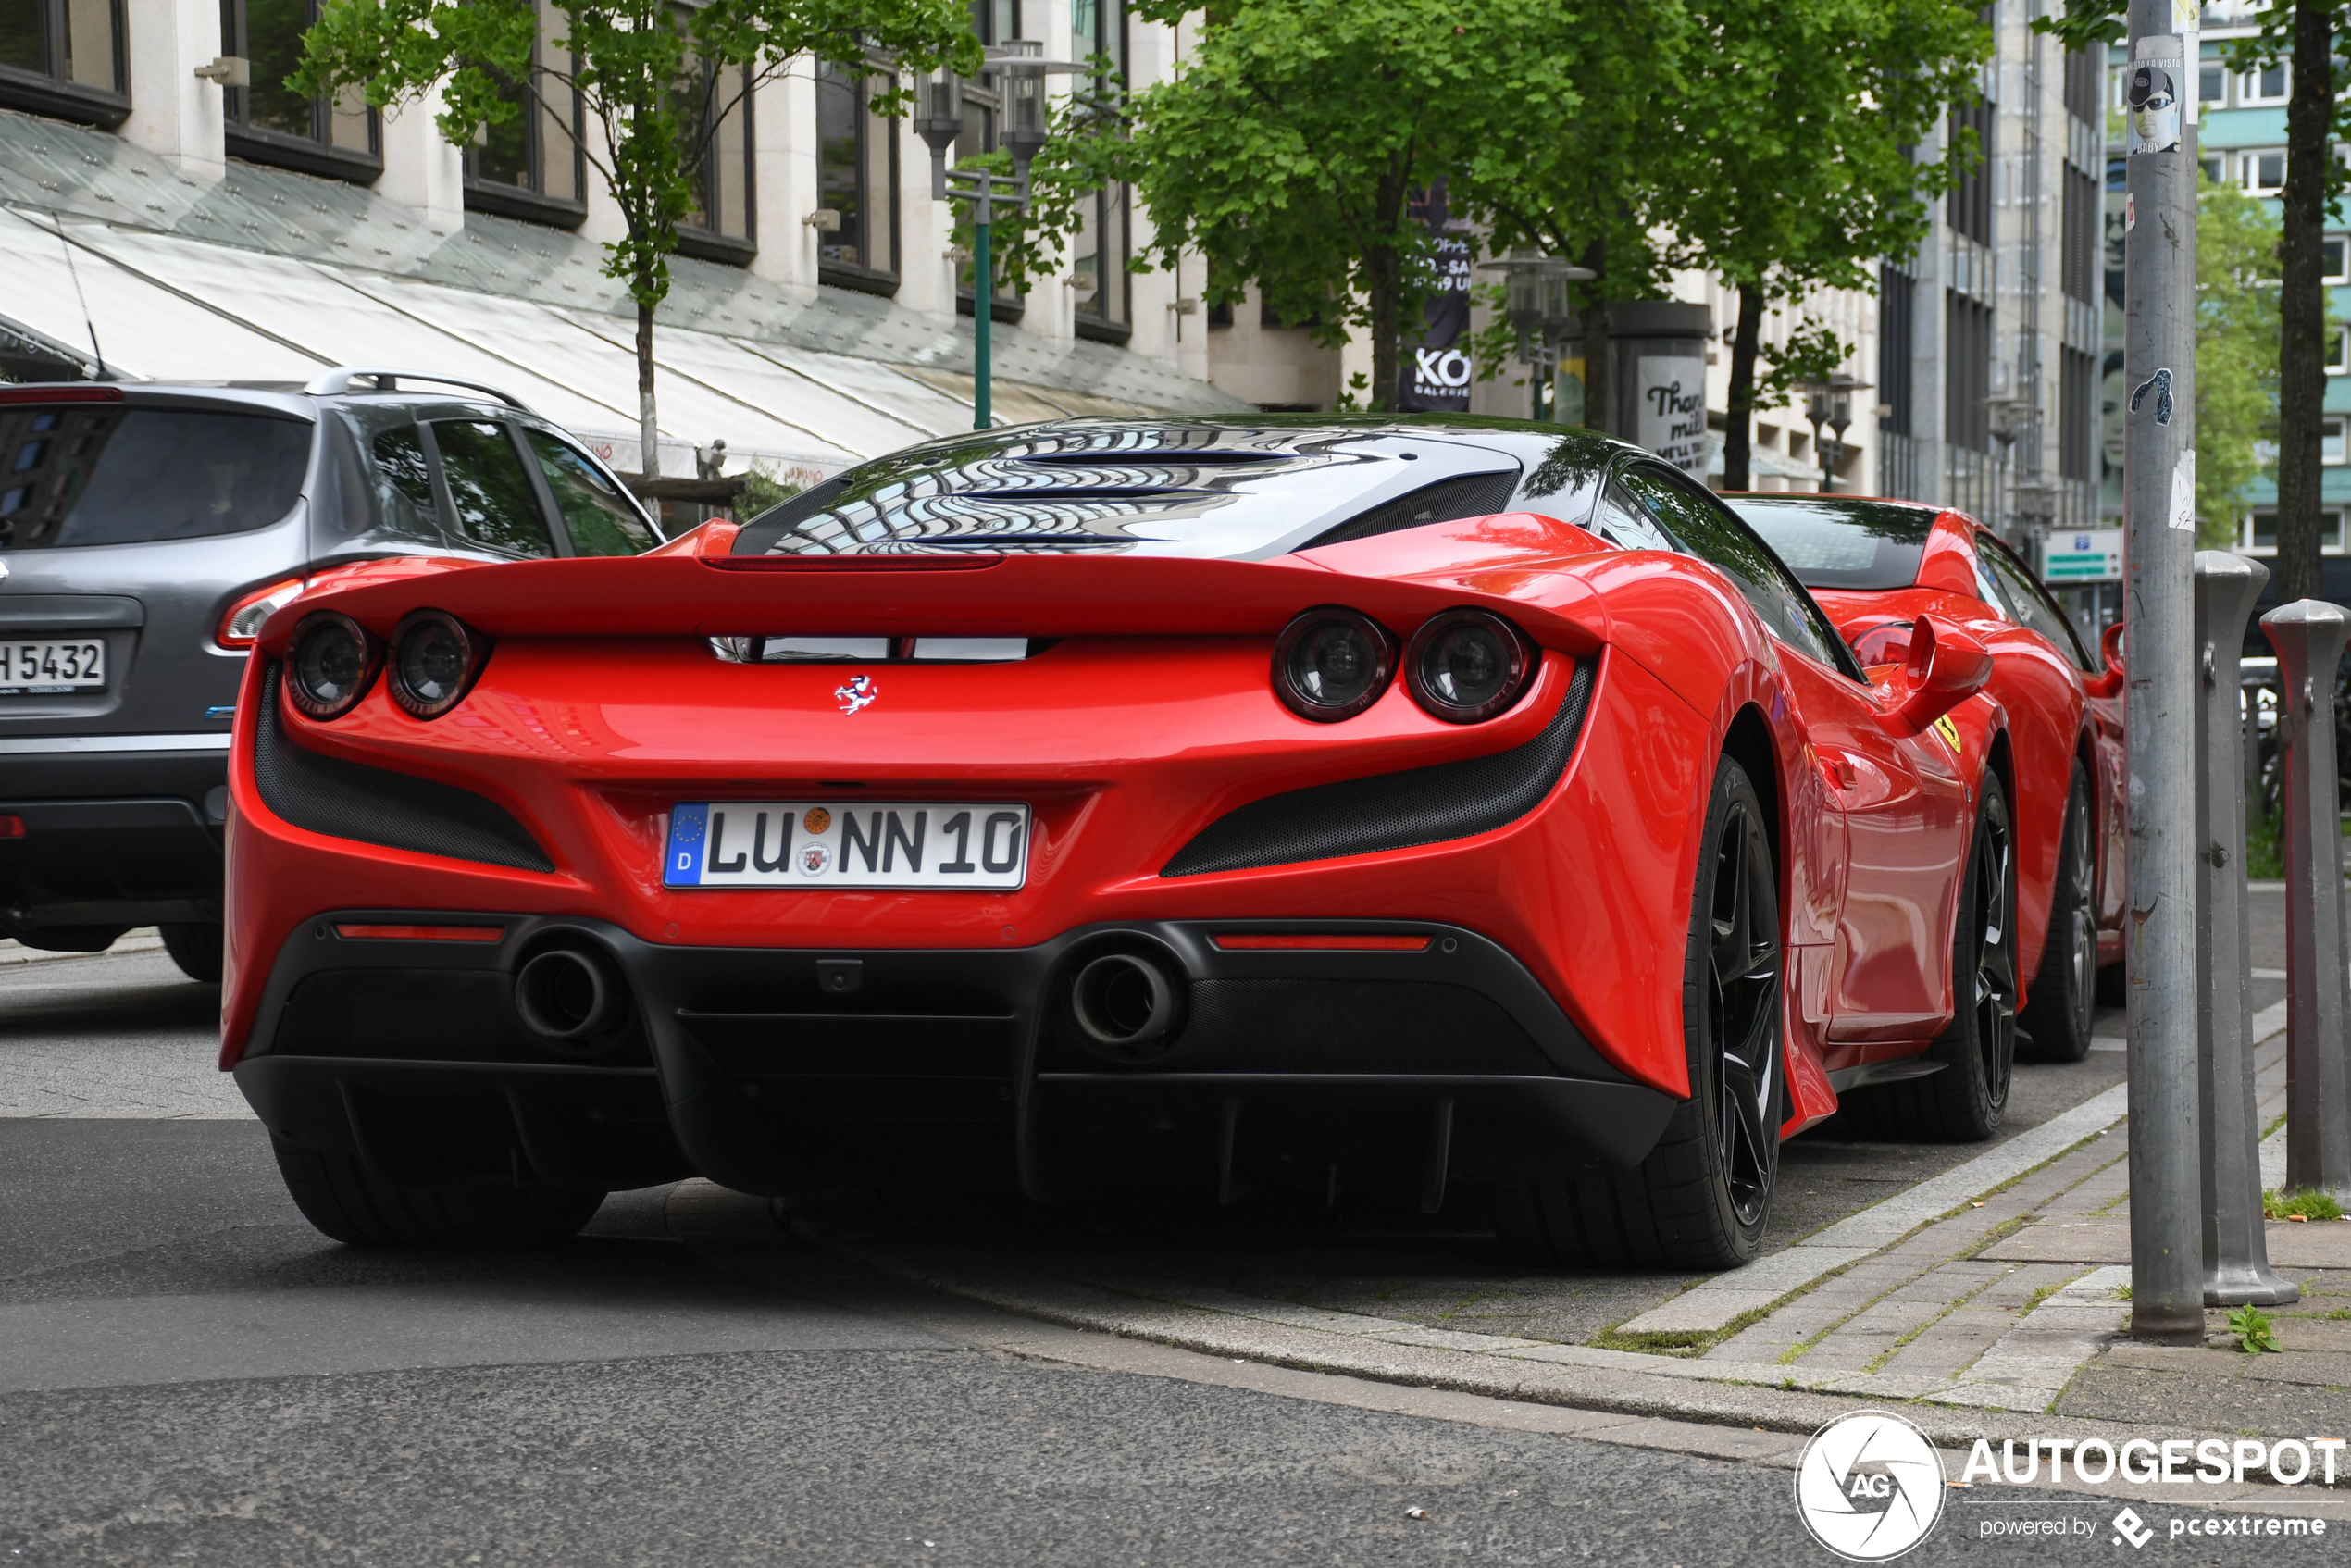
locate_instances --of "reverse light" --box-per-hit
[1405,608,1536,724]
[218,576,305,648]
[1273,606,1394,722]
[388,609,489,719]
[285,612,379,720]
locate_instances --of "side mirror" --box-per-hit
[2084,620,2126,698]
[1887,612,1993,734]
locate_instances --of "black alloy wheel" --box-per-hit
[1840,771,2019,1142]
[1492,753,1781,1270]
[2021,772,2096,1062]
[1704,780,1782,1230]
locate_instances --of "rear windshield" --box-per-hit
[1725,498,1936,591]
[0,406,312,549]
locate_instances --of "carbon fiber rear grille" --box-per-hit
[1161,657,1596,877]
[253,664,554,874]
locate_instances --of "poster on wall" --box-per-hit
[1396,181,1474,412]
[1635,356,1709,477]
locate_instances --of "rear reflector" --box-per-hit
[0,815,23,838]
[1209,933,1431,952]
[703,554,1003,572]
[0,385,122,404]
[333,923,504,942]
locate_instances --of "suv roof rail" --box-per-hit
[303,367,536,413]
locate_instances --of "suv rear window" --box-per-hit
[0,406,312,549]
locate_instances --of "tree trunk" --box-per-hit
[636,296,660,479]
[1577,237,1610,437]
[1368,243,1401,413]
[2273,0,2333,604]
[1724,285,1765,491]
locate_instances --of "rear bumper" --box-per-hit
[0,744,230,935]
[233,911,1677,1201]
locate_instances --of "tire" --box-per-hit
[271,1135,605,1249]
[159,921,225,984]
[1494,754,1781,1270]
[2019,770,2095,1063]
[1840,771,2019,1142]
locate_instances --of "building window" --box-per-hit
[2323,235,2347,281]
[816,58,899,294]
[2060,346,2096,483]
[2200,63,2227,109]
[465,1,587,227]
[2241,62,2288,105]
[2330,326,2350,375]
[677,50,754,263]
[2061,164,2097,305]
[219,0,379,179]
[1877,263,1914,437]
[1947,97,1994,247]
[1069,0,1129,341]
[956,0,1022,322]
[2064,47,2102,125]
[0,0,127,126]
[2330,415,2348,464]
[1946,291,1993,454]
[2244,149,2287,193]
[2245,510,2345,553]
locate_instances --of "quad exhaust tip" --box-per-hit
[515,946,621,1041]
[1070,952,1182,1051]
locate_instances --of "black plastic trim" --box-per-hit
[1162,656,1598,877]
[253,665,554,873]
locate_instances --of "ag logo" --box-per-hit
[1793,1410,1945,1561]
[834,674,877,716]
[1931,713,1961,755]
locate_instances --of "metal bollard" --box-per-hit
[2196,554,2295,1304]
[2260,601,2351,1203]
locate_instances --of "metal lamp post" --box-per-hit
[915,43,1079,430]
[1475,247,1591,423]
[1800,373,1871,493]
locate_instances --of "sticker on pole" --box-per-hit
[2127,64,2180,155]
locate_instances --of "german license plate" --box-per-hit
[665,802,1030,890]
[0,639,106,694]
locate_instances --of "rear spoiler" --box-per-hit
[255,535,1612,657]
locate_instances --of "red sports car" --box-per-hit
[222,418,2017,1271]
[1727,494,2127,1066]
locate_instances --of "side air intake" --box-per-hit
[1162,657,1597,877]
[253,664,555,874]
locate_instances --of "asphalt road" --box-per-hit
[0,910,2308,1565]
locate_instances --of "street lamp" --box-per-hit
[1801,372,1871,493]
[1475,247,1593,422]
[916,42,1083,430]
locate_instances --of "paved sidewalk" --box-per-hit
[801,1004,2351,1446]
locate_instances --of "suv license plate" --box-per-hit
[665,802,1029,890]
[1,640,106,693]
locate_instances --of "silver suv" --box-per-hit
[0,367,666,980]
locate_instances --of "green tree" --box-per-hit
[1003,0,1656,412]
[292,0,976,473]
[2040,0,2345,593]
[1669,0,1988,489]
[2196,176,2283,545]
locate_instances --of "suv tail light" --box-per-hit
[1404,609,1536,723]
[218,576,306,648]
[388,609,490,719]
[1272,607,1394,722]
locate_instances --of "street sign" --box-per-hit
[2044,529,2123,582]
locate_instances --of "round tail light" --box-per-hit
[1273,607,1394,721]
[1405,609,1536,723]
[286,612,379,720]
[388,610,489,719]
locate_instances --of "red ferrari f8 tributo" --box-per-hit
[223,417,2020,1270]
[1726,494,2127,1067]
